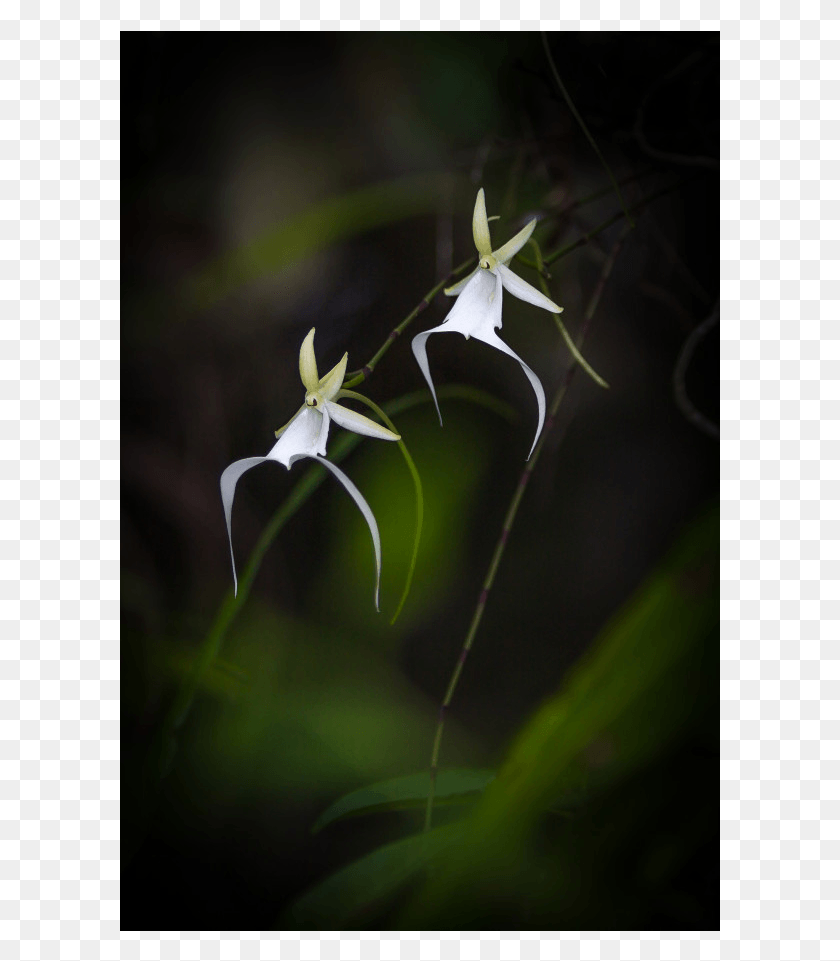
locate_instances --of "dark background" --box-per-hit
[122,31,719,930]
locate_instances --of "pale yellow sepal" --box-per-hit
[319,352,348,401]
[328,397,401,442]
[472,188,493,258]
[298,327,319,391]
[492,218,537,265]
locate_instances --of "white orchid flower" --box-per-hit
[412,188,563,459]
[220,328,400,609]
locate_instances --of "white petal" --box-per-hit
[311,455,383,612]
[299,327,319,391]
[492,218,536,265]
[324,401,400,442]
[275,403,305,439]
[220,456,273,596]
[412,271,505,424]
[496,264,563,314]
[472,188,492,257]
[319,352,348,401]
[411,326,448,426]
[266,406,329,468]
[470,326,546,460]
[442,268,503,336]
[444,264,479,296]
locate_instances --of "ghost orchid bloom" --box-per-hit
[220,328,400,609]
[412,188,563,459]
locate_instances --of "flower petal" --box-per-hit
[492,218,537,265]
[299,327,319,391]
[325,400,400,442]
[220,456,273,596]
[275,403,305,439]
[472,188,493,258]
[444,264,479,297]
[410,325,450,426]
[267,406,329,468]
[443,268,503,335]
[496,263,563,314]
[470,326,546,460]
[319,352,348,401]
[311,455,383,612]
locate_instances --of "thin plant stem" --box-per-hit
[529,238,609,390]
[336,388,424,624]
[343,258,474,388]
[424,225,631,833]
[540,31,634,227]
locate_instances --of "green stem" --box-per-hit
[337,389,424,624]
[541,31,634,227]
[529,238,609,390]
[343,258,474,389]
[424,225,631,833]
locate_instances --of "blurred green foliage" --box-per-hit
[183,173,455,313]
[283,506,718,929]
[311,769,496,835]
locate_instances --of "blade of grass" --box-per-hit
[281,824,462,929]
[312,769,495,834]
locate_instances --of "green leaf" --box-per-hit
[312,768,496,835]
[281,824,462,929]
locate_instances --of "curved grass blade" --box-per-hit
[336,388,423,624]
[312,769,496,835]
[281,824,462,929]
